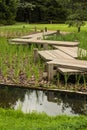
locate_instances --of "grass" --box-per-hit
[0,37,44,86]
[45,31,87,49]
[45,32,77,41]
[0,108,87,130]
[0,22,87,38]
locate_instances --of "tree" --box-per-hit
[0,0,18,25]
[16,1,35,23]
[66,1,87,32]
[16,0,67,23]
[45,0,67,23]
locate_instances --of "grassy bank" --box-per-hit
[0,108,87,130]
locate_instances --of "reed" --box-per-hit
[82,74,86,88]
[45,33,77,42]
[0,37,43,86]
[64,74,70,88]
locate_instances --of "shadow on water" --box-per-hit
[0,85,87,116]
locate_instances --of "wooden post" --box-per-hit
[34,48,38,64]
[56,30,60,36]
[47,62,54,81]
[45,27,47,32]
[41,30,43,32]
[43,44,48,50]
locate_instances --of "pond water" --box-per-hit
[0,86,87,116]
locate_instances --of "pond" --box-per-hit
[0,85,87,116]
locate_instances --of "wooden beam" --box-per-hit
[47,59,87,71]
[47,62,54,81]
[34,48,38,64]
[10,39,79,47]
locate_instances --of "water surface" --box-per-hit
[0,86,87,116]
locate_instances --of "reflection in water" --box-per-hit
[0,86,87,116]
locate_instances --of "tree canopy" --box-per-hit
[0,0,87,25]
[0,0,17,25]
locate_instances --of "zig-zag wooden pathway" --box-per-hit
[10,31,87,80]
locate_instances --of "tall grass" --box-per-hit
[45,33,77,42]
[0,37,43,86]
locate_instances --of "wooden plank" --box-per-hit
[39,50,84,76]
[33,40,79,46]
[47,62,54,81]
[21,31,57,39]
[57,67,82,75]
[38,51,54,61]
[44,51,59,59]
[53,46,87,58]
[47,59,87,71]
[38,50,80,75]
[22,33,43,39]
[53,46,78,58]
[51,50,74,59]
[10,39,79,47]
[38,50,73,61]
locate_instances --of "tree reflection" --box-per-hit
[0,86,27,108]
[0,86,87,116]
[46,91,87,115]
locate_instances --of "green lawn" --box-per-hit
[0,22,87,35]
[0,108,87,130]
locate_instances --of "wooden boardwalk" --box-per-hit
[38,50,74,61]
[10,30,87,81]
[11,38,79,47]
[53,46,78,58]
[38,49,86,80]
[46,59,87,80]
[11,31,79,47]
[47,59,87,71]
[53,46,87,58]
[22,31,56,39]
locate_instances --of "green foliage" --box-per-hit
[16,0,67,23]
[66,2,87,32]
[17,1,35,23]
[0,108,87,130]
[45,33,77,42]
[0,0,87,24]
[0,37,43,86]
[0,0,18,25]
